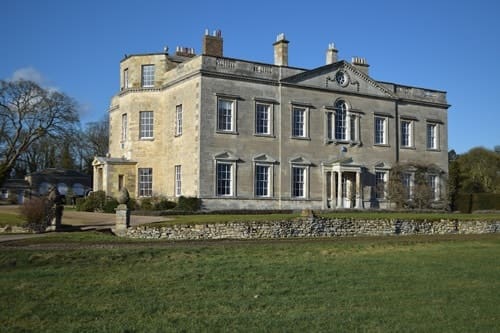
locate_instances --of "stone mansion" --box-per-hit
[93,30,449,210]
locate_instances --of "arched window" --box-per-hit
[326,99,360,145]
[335,100,347,140]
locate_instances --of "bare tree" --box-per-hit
[78,117,109,174]
[0,79,79,184]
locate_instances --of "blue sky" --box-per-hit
[2,0,499,154]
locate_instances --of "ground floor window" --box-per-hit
[428,174,439,200]
[255,164,270,197]
[138,168,153,197]
[375,171,387,199]
[175,165,182,197]
[292,166,306,198]
[402,172,413,199]
[216,162,233,196]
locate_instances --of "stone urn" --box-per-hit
[117,187,130,205]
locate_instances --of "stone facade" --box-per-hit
[94,30,449,211]
[126,218,500,240]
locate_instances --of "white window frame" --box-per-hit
[139,111,154,139]
[175,165,182,197]
[426,123,438,150]
[217,98,236,133]
[121,113,128,144]
[402,172,413,200]
[375,170,387,199]
[255,164,271,197]
[335,100,347,141]
[175,104,183,136]
[141,64,155,88]
[400,119,414,148]
[374,116,387,145]
[291,165,308,198]
[216,162,235,196]
[326,100,360,144]
[123,68,129,89]
[255,103,271,135]
[428,174,440,201]
[138,168,153,197]
[292,106,308,138]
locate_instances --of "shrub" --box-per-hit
[454,193,500,213]
[75,197,85,211]
[76,191,106,212]
[19,197,50,231]
[127,198,137,211]
[103,197,119,213]
[177,196,201,212]
[139,197,153,211]
[472,193,500,211]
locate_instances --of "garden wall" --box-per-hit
[125,217,500,240]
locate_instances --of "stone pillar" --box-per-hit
[331,171,336,207]
[114,204,130,236]
[355,171,362,208]
[336,171,343,208]
[114,187,130,236]
[45,186,63,232]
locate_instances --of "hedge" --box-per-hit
[455,193,500,213]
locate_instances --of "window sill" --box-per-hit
[426,148,441,152]
[374,143,390,148]
[174,134,182,138]
[216,130,239,135]
[254,133,275,138]
[400,146,416,150]
[327,140,360,146]
[140,138,155,141]
[291,136,311,141]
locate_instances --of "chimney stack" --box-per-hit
[202,29,223,57]
[273,33,289,66]
[326,43,338,65]
[175,46,196,58]
[351,57,369,75]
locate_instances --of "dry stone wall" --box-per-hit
[125,217,500,240]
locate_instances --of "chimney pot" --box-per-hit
[351,56,369,75]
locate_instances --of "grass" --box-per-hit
[0,209,24,226]
[1,234,499,332]
[149,213,301,227]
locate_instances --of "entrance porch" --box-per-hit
[323,158,364,209]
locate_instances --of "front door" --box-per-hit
[341,173,355,208]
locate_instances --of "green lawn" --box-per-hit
[1,233,499,332]
[0,210,24,226]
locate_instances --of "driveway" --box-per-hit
[61,210,168,229]
[0,205,169,242]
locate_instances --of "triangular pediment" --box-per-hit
[282,61,395,98]
[374,161,392,169]
[289,156,312,165]
[324,157,355,166]
[253,153,277,163]
[214,151,240,161]
[92,156,136,166]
